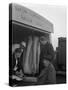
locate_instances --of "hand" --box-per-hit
[16,70,24,78]
[43,60,50,67]
[11,75,23,81]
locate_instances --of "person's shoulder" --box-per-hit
[46,42,53,50]
[47,42,52,46]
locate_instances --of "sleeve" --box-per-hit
[43,43,55,61]
[48,43,55,61]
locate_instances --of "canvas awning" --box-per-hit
[9,3,53,33]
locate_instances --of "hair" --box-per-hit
[40,35,50,43]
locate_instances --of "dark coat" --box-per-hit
[39,42,55,72]
[40,42,55,61]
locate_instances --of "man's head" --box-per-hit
[40,36,50,45]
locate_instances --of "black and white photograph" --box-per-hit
[9,3,67,87]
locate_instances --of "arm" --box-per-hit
[43,55,52,61]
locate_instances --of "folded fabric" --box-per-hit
[32,37,40,74]
[36,42,40,73]
[23,76,37,82]
[23,36,40,75]
[23,36,33,74]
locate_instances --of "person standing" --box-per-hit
[37,36,56,84]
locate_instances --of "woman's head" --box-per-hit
[14,48,23,59]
